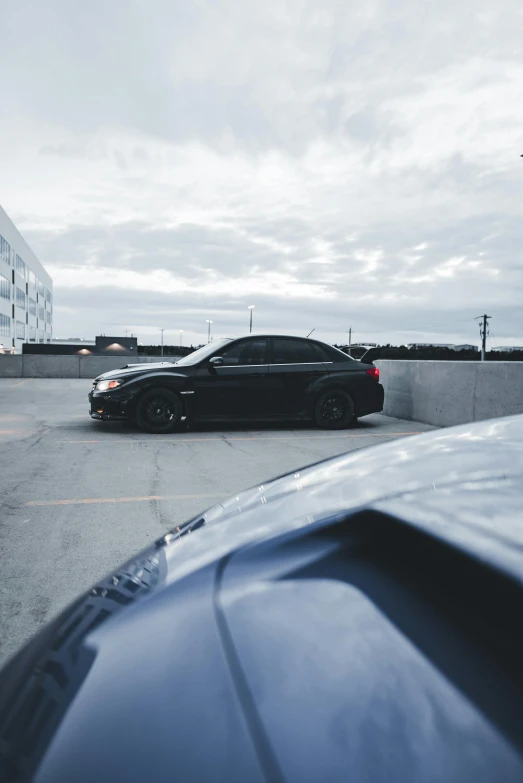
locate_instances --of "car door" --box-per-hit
[192,338,270,418]
[267,338,329,417]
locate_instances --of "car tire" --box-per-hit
[135,388,184,434]
[314,389,355,430]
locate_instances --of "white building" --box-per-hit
[0,205,53,352]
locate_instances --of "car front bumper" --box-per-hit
[88,389,134,421]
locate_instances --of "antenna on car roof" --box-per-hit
[306,328,315,337]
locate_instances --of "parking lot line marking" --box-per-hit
[27,493,225,507]
[10,379,31,388]
[55,432,422,444]
[57,439,101,443]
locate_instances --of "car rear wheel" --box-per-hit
[135,388,183,434]
[314,389,355,430]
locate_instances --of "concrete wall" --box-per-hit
[0,355,23,377]
[0,355,180,379]
[23,355,80,378]
[377,360,523,427]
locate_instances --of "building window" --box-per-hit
[46,310,52,324]
[0,272,10,300]
[16,287,26,309]
[29,326,36,341]
[38,280,45,297]
[38,330,45,343]
[16,321,25,340]
[15,255,26,280]
[28,269,36,287]
[29,297,37,316]
[46,289,52,305]
[0,313,10,337]
[0,236,10,265]
[39,305,45,321]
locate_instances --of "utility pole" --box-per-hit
[475,314,491,361]
[160,328,164,356]
[206,320,213,344]
[248,305,255,333]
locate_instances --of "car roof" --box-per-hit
[227,334,330,341]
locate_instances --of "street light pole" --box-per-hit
[248,305,255,334]
[206,320,213,344]
[180,330,183,348]
[346,327,352,356]
[160,328,164,357]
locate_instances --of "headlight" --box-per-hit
[96,379,122,391]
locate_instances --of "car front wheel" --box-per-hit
[314,389,355,430]
[135,388,183,434]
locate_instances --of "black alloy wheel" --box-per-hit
[135,388,183,434]
[314,389,355,430]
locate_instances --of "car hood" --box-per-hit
[158,413,523,587]
[94,361,178,381]
[3,415,523,782]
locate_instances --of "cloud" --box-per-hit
[1,0,522,345]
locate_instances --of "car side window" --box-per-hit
[219,339,268,366]
[272,339,324,364]
[310,343,334,362]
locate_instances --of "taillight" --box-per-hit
[366,367,380,380]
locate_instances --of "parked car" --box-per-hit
[88,334,384,433]
[1,415,523,781]
[339,343,380,360]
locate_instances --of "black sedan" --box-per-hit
[88,334,384,433]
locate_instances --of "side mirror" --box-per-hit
[209,356,224,368]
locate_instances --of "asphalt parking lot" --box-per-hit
[0,378,434,666]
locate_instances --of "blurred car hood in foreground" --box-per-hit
[2,415,523,782]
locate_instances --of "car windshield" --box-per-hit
[175,338,232,366]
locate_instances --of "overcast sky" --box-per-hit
[1,0,522,347]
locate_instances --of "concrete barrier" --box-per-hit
[22,355,80,378]
[474,362,523,421]
[0,355,179,379]
[377,360,523,427]
[0,356,23,377]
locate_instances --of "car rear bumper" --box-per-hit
[356,382,384,416]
